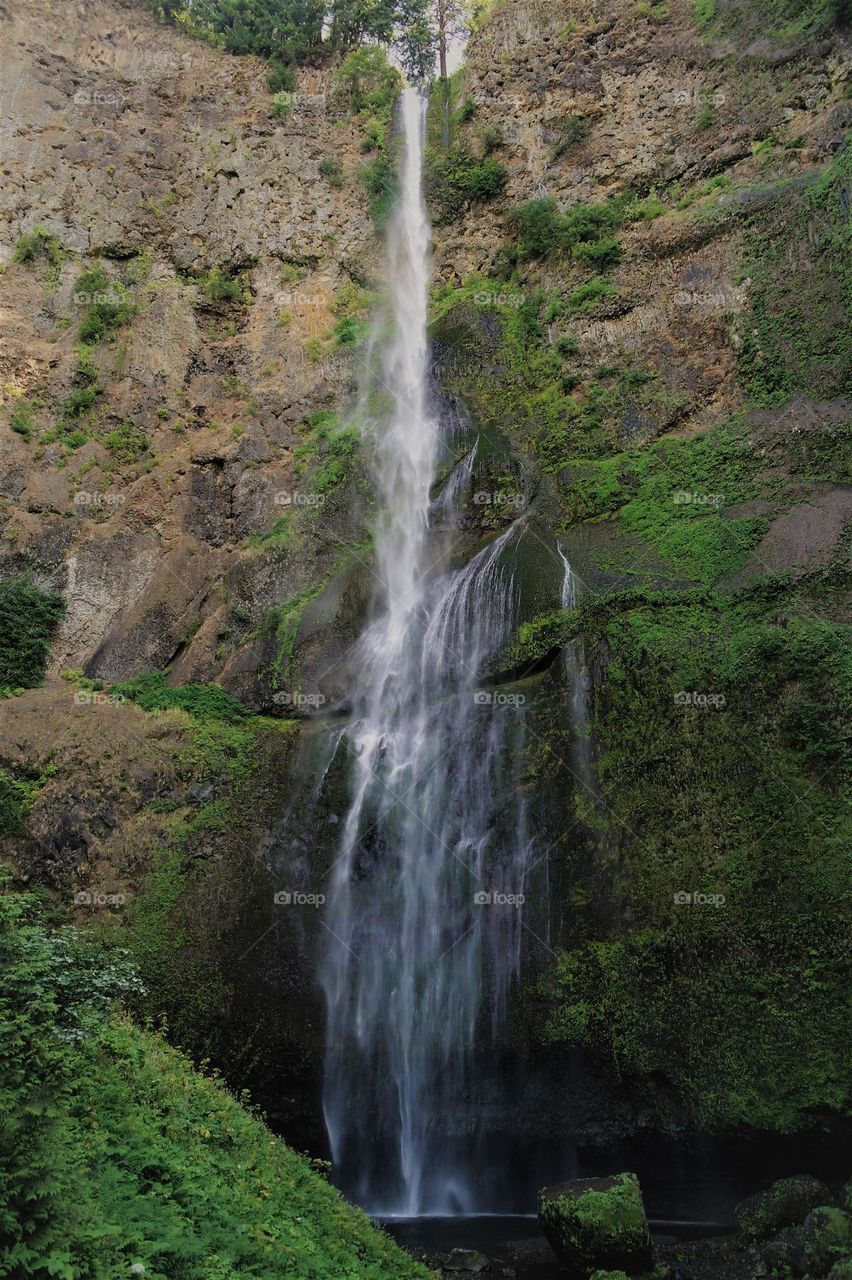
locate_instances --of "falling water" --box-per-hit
[558,544,596,803]
[318,89,534,1215]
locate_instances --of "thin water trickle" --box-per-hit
[318,89,535,1215]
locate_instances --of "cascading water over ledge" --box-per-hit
[316,87,541,1216]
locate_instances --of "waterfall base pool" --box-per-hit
[382,1214,734,1279]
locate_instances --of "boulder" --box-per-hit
[802,1207,852,1278]
[538,1173,652,1278]
[443,1249,490,1273]
[736,1175,834,1240]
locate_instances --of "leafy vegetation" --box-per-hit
[424,150,507,224]
[736,143,852,406]
[537,581,851,1133]
[12,227,65,272]
[73,265,135,344]
[9,399,38,441]
[0,883,430,1279]
[111,672,251,724]
[0,577,65,695]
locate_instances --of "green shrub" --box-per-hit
[319,156,344,187]
[9,400,37,441]
[102,420,147,462]
[426,151,508,223]
[266,59,295,92]
[505,191,635,261]
[550,114,590,161]
[12,227,64,268]
[333,46,400,115]
[362,151,398,228]
[270,90,293,118]
[566,277,619,313]
[74,264,135,343]
[111,671,250,724]
[0,576,64,692]
[196,267,248,303]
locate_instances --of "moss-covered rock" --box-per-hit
[736,1175,835,1240]
[803,1206,852,1277]
[538,1173,652,1278]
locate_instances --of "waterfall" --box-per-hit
[558,544,596,804]
[318,89,534,1216]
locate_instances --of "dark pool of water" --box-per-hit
[382,1214,733,1279]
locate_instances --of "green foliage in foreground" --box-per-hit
[537,580,852,1132]
[0,577,65,695]
[0,885,430,1279]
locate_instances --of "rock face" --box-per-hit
[803,1207,852,1278]
[735,1174,835,1241]
[0,0,380,700]
[538,1174,652,1278]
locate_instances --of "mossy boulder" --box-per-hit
[735,1175,834,1240]
[538,1173,652,1278]
[802,1206,852,1277]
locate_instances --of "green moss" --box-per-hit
[693,0,844,38]
[537,580,851,1134]
[0,576,65,694]
[736,142,851,406]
